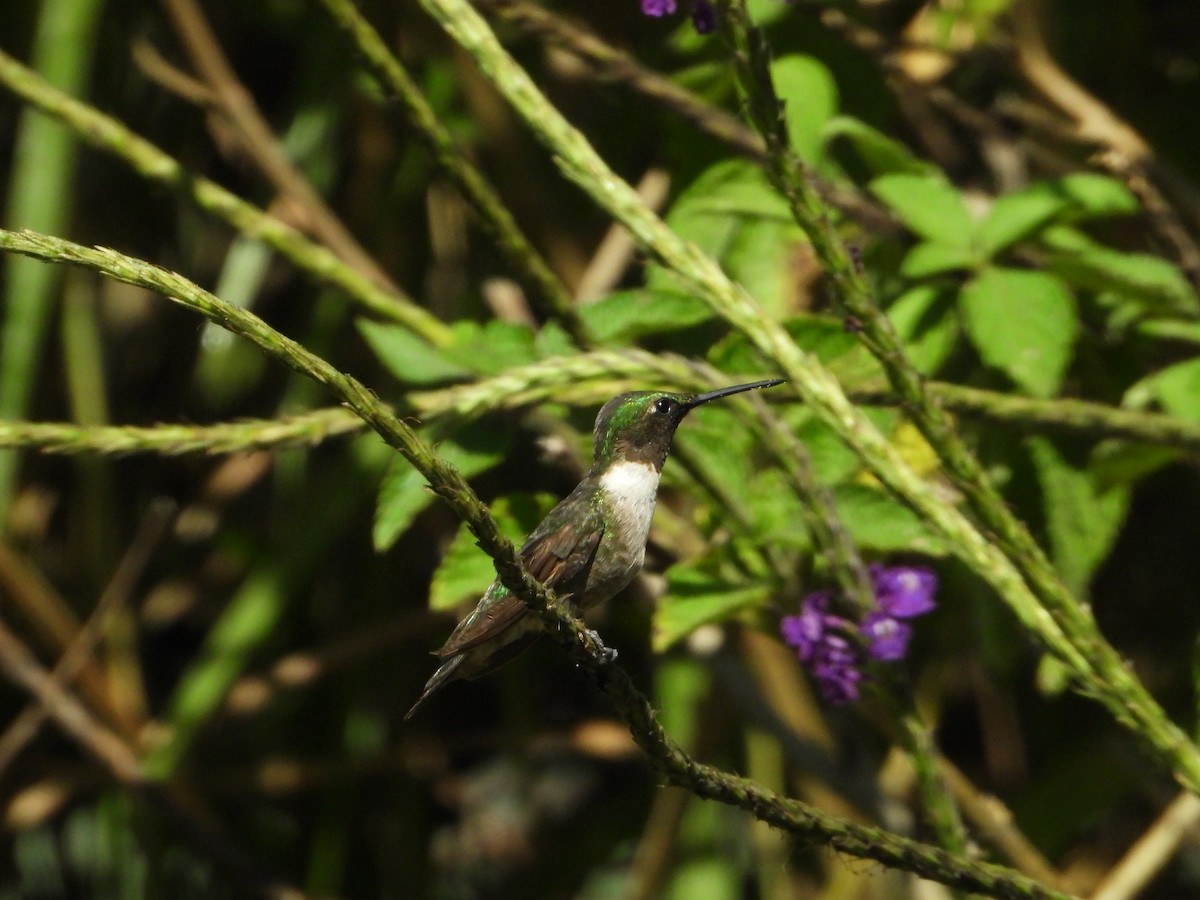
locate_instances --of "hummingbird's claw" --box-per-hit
[583,628,618,663]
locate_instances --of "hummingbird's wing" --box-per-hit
[434,500,604,658]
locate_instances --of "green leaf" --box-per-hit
[743,468,810,549]
[821,116,933,177]
[975,184,1072,257]
[901,240,978,277]
[832,483,945,554]
[870,173,975,245]
[771,55,839,165]
[1028,437,1130,596]
[1041,226,1199,316]
[888,285,960,375]
[446,320,539,376]
[651,160,803,313]
[429,493,557,610]
[1124,356,1200,421]
[666,159,792,226]
[722,217,803,315]
[357,320,470,385]
[709,314,871,385]
[373,426,513,551]
[654,563,772,652]
[1055,173,1139,219]
[581,290,715,342]
[959,267,1078,397]
[1090,441,1180,489]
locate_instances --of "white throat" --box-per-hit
[599,460,662,545]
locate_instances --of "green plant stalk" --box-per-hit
[0,47,448,343]
[9,354,1200,458]
[876,683,971,859]
[906,382,1200,452]
[717,0,1200,792]
[0,0,103,522]
[410,0,1097,714]
[0,227,1070,900]
[315,0,593,347]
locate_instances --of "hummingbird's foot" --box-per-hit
[584,628,618,663]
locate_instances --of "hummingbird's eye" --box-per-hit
[653,397,674,415]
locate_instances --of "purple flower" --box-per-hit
[782,591,864,703]
[811,632,865,703]
[871,565,937,617]
[860,612,913,662]
[691,0,716,33]
[862,565,937,661]
[780,590,830,661]
[781,564,937,704]
[641,0,677,16]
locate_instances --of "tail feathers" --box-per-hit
[404,654,467,720]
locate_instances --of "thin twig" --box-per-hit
[1090,792,1200,900]
[0,502,173,777]
[476,0,892,232]
[160,0,400,293]
[0,615,310,899]
[0,45,447,339]
[315,0,594,345]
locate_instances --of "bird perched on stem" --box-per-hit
[405,378,784,719]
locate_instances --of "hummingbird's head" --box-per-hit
[591,378,784,472]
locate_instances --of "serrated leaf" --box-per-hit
[821,116,933,177]
[1124,356,1200,421]
[723,217,804,315]
[582,290,715,343]
[960,268,1078,397]
[832,483,945,554]
[1056,173,1138,219]
[650,160,797,298]
[771,55,839,164]
[1029,437,1130,596]
[358,320,470,385]
[446,320,539,376]
[870,173,974,245]
[654,563,772,652]
[1041,226,1199,316]
[901,240,978,277]
[373,427,513,551]
[429,493,557,610]
[667,159,792,224]
[976,185,1072,257]
[708,314,870,384]
[677,405,757,509]
[1090,441,1180,489]
[743,468,810,549]
[888,285,960,375]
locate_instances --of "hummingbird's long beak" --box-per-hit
[683,378,785,411]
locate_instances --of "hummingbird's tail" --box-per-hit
[403,654,467,720]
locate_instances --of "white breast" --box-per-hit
[599,460,662,548]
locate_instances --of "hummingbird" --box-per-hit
[404,377,784,719]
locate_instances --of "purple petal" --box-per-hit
[811,634,865,704]
[871,565,938,618]
[691,0,716,33]
[641,0,677,17]
[781,593,830,659]
[861,613,913,662]
[814,662,864,704]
